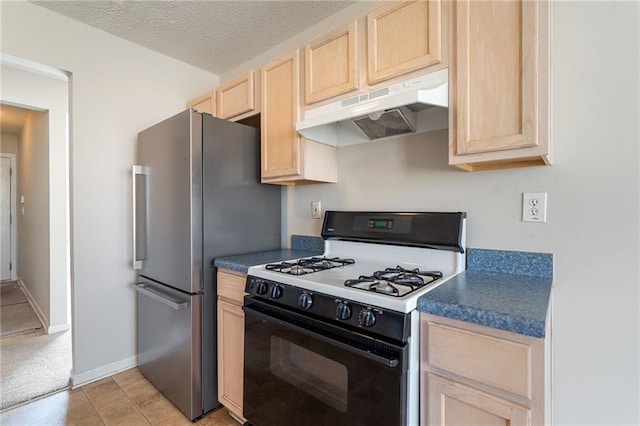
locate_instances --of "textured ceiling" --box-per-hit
[32,1,356,76]
[0,104,32,135]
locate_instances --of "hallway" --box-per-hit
[0,281,72,410]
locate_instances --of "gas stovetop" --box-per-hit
[249,245,460,313]
[264,258,444,297]
[247,211,467,314]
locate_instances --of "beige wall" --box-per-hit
[276,2,640,424]
[17,110,51,320]
[1,133,19,155]
[230,1,640,424]
[1,0,219,384]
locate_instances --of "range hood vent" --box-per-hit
[297,68,448,147]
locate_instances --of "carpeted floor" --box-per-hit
[0,281,72,410]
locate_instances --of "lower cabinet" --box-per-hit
[421,314,546,425]
[216,270,247,422]
[427,374,531,425]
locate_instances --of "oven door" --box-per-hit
[243,297,408,426]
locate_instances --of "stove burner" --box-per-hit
[265,257,355,275]
[290,265,307,275]
[372,282,399,295]
[345,266,443,297]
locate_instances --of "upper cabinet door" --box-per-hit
[187,90,215,116]
[303,20,359,105]
[216,70,259,120]
[261,51,301,180]
[367,0,442,85]
[454,0,540,156]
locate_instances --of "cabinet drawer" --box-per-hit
[426,322,532,398]
[217,271,246,305]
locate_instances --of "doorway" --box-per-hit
[1,153,16,281]
[0,59,72,410]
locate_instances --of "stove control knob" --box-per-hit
[255,281,268,295]
[298,292,313,310]
[336,303,352,320]
[269,285,283,299]
[359,308,376,328]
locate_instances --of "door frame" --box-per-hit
[1,153,17,281]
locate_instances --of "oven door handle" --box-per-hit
[245,305,400,368]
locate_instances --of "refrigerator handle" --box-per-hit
[135,282,190,310]
[132,165,148,270]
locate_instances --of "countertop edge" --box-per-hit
[417,298,546,338]
[417,248,553,338]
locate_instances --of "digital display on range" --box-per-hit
[369,219,393,230]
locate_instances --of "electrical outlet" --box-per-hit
[522,192,547,222]
[311,201,322,219]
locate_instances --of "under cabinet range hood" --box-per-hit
[296,68,449,147]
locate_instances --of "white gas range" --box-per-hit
[242,211,466,426]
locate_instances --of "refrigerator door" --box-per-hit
[136,281,202,420]
[136,110,203,293]
[199,115,281,414]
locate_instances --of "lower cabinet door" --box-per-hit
[217,298,245,420]
[427,374,531,426]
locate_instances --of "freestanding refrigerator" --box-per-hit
[132,109,281,420]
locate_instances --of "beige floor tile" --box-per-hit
[82,378,120,401]
[197,407,241,426]
[59,391,105,426]
[119,377,160,410]
[112,368,145,389]
[87,387,129,412]
[4,369,243,426]
[87,388,149,426]
[143,398,193,426]
[130,389,179,423]
[48,390,89,419]
[2,396,61,425]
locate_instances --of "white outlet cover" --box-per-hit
[522,192,547,222]
[311,201,322,219]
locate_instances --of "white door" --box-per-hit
[1,157,12,280]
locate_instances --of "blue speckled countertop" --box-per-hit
[214,235,324,274]
[417,248,553,338]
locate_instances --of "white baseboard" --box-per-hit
[48,323,70,334]
[71,355,138,388]
[17,279,50,332]
[17,279,69,335]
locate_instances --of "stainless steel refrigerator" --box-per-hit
[132,109,281,420]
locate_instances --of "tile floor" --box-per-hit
[0,368,240,425]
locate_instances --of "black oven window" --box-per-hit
[270,335,348,413]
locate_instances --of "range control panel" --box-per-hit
[245,275,410,343]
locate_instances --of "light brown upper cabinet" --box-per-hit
[367,0,442,85]
[261,50,337,185]
[449,0,550,171]
[187,90,215,116]
[303,20,359,105]
[216,69,260,121]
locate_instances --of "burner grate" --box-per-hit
[265,257,355,275]
[345,266,442,297]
